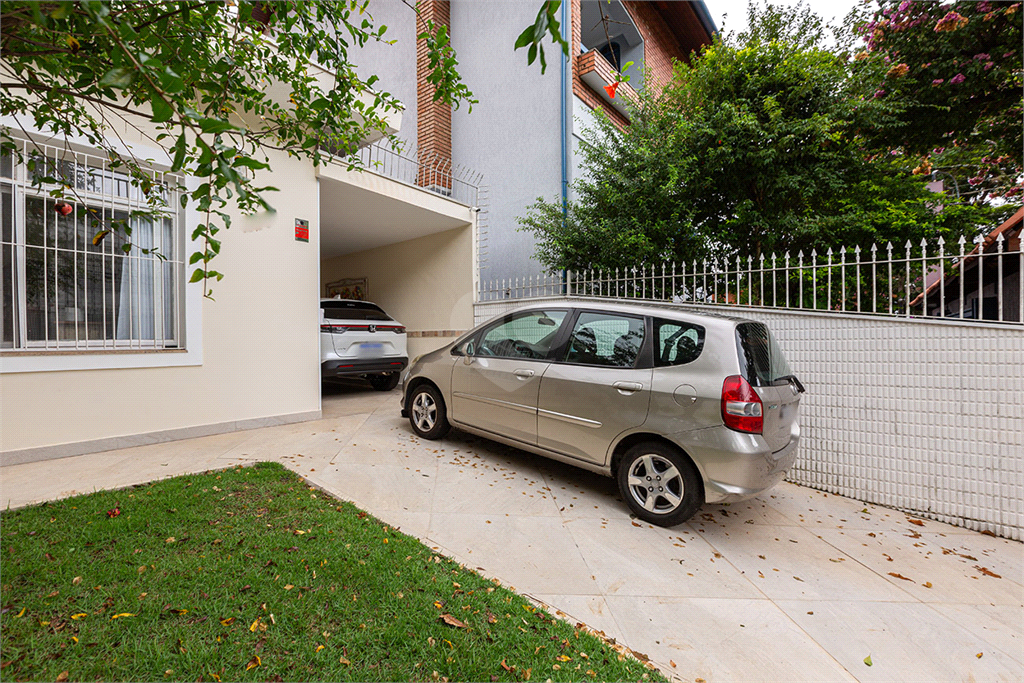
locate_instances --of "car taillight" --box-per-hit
[721,375,763,434]
[321,324,356,333]
[390,326,406,334]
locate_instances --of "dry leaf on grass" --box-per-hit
[220,617,235,626]
[500,659,511,672]
[245,656,261,671]
[438,614,467,629]
[56,671,68,682]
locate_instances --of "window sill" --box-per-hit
[1,348,187,357]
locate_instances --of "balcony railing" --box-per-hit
[329,140,482,208]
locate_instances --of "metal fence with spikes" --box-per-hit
[479,233,1022,325]
[333,139,483,208]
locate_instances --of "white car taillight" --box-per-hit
[721,375,763,434]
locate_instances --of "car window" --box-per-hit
[655,319,705,366]
[735,322,793,386]
[322,304,392,321]
[563,312,644,368]
[478,310,566,360]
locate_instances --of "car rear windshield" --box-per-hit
[321,302,392,321]
[735,322,793,387]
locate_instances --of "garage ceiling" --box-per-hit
[319,169,473,259]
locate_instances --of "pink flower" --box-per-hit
[973,53,991,61]
[950,72,966,84]
[977,1,992,12]
[1003,51,1016,58]
[984,61,994,70]
[967,176,983,186]
[898,0,913,12]
[874,89,887,98]
[931,78,945,86]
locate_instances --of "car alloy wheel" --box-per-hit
[627,453,685,514]
[412,391,437,432]
[617,442,703,526]
[407,384,451,440]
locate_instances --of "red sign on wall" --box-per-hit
[295,218,309,242]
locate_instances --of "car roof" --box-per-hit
[320,298,384,309]
[505,298,756,327]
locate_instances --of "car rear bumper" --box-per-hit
[668,425,799,503]
[321,357,408,379]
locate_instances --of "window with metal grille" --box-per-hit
[1,139,185,351]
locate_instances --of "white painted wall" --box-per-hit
[1,148,322,456]
[475,297,1024,540]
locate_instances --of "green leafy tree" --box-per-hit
[519,2,1014,274]
[0,0,476,295]
[854,0,1023,201]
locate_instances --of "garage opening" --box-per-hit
[317,142,480,397]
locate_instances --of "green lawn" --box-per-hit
[0,462,661,682]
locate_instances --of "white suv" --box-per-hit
[320,299,408,391]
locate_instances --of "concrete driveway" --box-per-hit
[2,384,1022,682]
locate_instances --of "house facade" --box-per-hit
[1,0,713,462]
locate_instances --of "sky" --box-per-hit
[707,0,868,38]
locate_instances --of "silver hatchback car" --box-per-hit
[401,302,804,526]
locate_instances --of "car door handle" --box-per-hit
[612,381,643,394]
[513,369,535,380]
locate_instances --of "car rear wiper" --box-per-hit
[774,374,806,393]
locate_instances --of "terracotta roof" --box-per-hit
[911,207,1023,307]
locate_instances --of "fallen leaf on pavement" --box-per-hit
[908,519,925,526]
[923,582,933,588]
[864,655,873,666]
[974,566,1001,578]
[888,572,913,582]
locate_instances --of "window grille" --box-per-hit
[1,138,185,351]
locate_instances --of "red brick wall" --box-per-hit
[621,1,687,92]
[416,0,452,187]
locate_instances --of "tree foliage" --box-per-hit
[519,2,1018,274]
[0,0,475,295]
[854,0,1023,202]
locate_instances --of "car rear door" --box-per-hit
[735,322,802,452]
[450,309,569,444]
[536,310,653,464]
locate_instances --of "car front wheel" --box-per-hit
[407,384,450,440]
[617,442,703,526]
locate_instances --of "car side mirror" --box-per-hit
[463,341,475,364]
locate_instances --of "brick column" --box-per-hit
[416,0,452,190]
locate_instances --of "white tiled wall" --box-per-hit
[475,298,1024,540]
